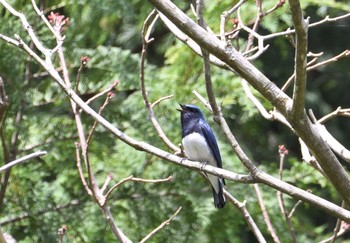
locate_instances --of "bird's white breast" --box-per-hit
[182,132,220,193]
[182,132,216,165]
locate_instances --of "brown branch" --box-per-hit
[74,142,92,196]
[147,0,350,205]
[288,200,302,219]
[224,189,266,243]
[289,0,308,119]
[3,0,350,223]
[254,184,281,243]
[140,10,179,153]
[276,147,297,242]
[0,100,23,209]
[282,50,349,92]
[140,206,182,243]
[86,92,114,145]
[104,176,173,206]
[84,79,119,106]
[0,77,8,124]
[219,0,247,42]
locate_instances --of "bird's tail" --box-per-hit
[211,177,226,209]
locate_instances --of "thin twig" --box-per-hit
[86,92,114,145]
[318,105,350,124]
[84,79,119,106]
[0,151,47,173]
[264,13,350,40]
[4,0,350,223]
[140,206,182,243]
[140,10,179,152]
[254,184,281,243]
[330,201,345,243]
[282,50,349,92]
[103,176,173,206]
[101,173,113,194]
[276,147,298,242]
[74,142,92,196]
[224,189,267,243]
[151,95,174,108]
[220,0,247,42]
[288,200,302,219]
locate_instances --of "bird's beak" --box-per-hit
[177,103,185,112]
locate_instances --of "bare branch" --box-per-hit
[288,200,302,219]
[0,151,47,173]
[101,205,132,243]
[74,142,92,196]
[86,92,114,145]
[220,0,247,42]
[104,175,173,206]
[318,106,350,124]
[140,10,179,153]
[276,147,297,242]
[151,95,174,108]
[289,0,308,119]
[314,123,350,163]
[140,206,182,243]
[0,77,9,124]
[85,79,119,106]
[282,50,349,92]
[264,13,350,40]
[299,138,326,176]
[224,190,266,243]
[254,184,281,243]
[157,12,229,69]
[3,0,350,222]
[101,173,113,194]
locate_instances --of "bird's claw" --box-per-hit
[200,162,208,171]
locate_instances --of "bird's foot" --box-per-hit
[200,162,208,171]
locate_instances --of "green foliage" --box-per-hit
[0,0,349,242]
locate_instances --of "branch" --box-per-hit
[264,13,350,40]
[282,50,349,92]
[104,175,173,205]
[289,0,308,119]
[318,106,350,124]
[100,205,132,243]
[314,123,350,163]
[0,151,47,173]
[0,77,9,124]
[140,10,179,153]
[147,0,350,206]
[224,190,266,243]
[254,184,281,243]
[140,206,182,243]
[219,0,247,42]
[3,0,350,223]
[276,147,297,242]
[157,12,229,69]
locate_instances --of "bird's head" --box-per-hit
[177,104,204,121]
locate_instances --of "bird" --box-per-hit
[178,104,226,208]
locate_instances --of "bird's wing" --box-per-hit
[199,120,222,169]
